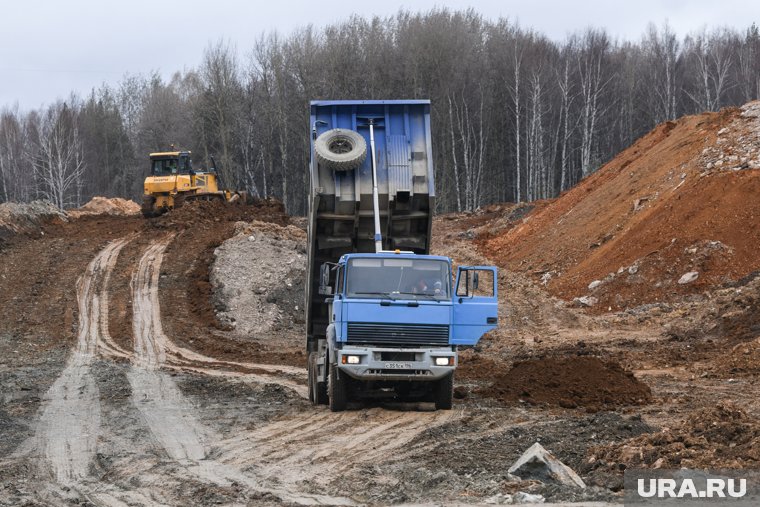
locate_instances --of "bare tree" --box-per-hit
[27,103,86,209]
[641,22,681,122]
[197,40,243,187]
[556,41,578,192]
[509,40,525,201]
[577,29,612,177]
[684,30,733,111]
[0,109,31,202]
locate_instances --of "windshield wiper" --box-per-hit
[396,291,442,301]
[352,291,398,299]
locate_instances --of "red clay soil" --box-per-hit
[481,105,760,312]
[0,215,144,347]
[590,403,760,469]
[479,356,652,410]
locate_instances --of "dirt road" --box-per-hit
[36,238,130,485]
[1,200,757,506]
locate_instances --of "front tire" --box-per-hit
[434,373,454,410]
[328,362,348,412]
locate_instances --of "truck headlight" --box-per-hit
[342,355,361,365]
[434,357,454,366]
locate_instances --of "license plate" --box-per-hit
[384,362,412,369]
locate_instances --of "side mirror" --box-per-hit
[319,263,332,295]
[473,271,479,290]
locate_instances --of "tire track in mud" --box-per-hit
[216,408,460,489]
[35,238,130,485]
[129,236,306,392]
[128,236,209,461]
[129,237,351,505]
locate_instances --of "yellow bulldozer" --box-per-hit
[141,149,245,217]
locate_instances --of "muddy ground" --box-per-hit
[0,197,758,506]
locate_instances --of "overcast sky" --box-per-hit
[1,0,758,110]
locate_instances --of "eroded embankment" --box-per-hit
[483,103,760,312]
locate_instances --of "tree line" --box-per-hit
[1,9,759,213]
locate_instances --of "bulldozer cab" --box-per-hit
[149,151,193,176]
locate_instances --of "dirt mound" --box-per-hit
[437,202,540,242]
[589,403,760,469]
[483,102,760,313]
[154,198,306,366]
[702,336,760,377]
[479,356,651,410]
[68,196,140,218]
[232,219,306,241]
[152,198,289,228]
[609,270,760,373]
[0,200,66,242]
[211,220,307,336]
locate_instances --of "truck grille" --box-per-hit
[347,323,449,346]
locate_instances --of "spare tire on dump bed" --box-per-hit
[314,128,367,171]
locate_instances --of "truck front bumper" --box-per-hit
[336,346,456,381]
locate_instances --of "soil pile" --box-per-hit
[68,196,140,217]
[590,403,760,469]
[705,337,760,377]
[482,102,760,312]
[479,356,651,409]
[0,200,66,241]
[662,270,760,344]
[155,198,306,366]
[152,198,289,229]
[211,220,307,336]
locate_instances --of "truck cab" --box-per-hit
[312,250,498,410]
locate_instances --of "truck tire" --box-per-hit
[328,362,348,412]
[314,128,367,171]
[308,352,327,405]
[434,372,454,410]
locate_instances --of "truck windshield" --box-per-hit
[346,257,450,300]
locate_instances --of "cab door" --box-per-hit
[451,266,498,345]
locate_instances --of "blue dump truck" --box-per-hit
[306,100,499,411]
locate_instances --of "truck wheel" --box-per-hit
[314,128,367,172]
[434,373,454,410]
[309,352,327,405]
[328,362,348,412]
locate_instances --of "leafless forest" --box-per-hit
[1,9,759,214]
